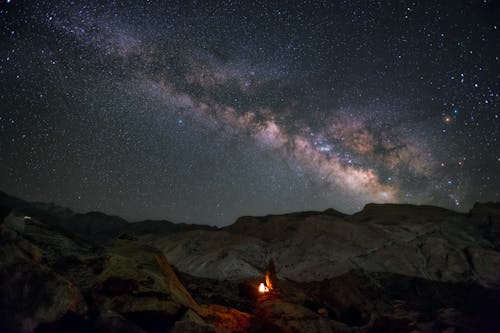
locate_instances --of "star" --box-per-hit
[0,0,497,224]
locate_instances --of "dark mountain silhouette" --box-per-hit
[0,190,216,242]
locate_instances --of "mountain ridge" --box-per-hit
[1,189,488,232]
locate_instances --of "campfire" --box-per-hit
[258,259,278,295]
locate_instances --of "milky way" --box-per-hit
[0,1,499,225]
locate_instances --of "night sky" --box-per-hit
[0,0,499,225]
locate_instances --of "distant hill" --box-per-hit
[0,190,216,242]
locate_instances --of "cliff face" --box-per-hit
[146,204,500,287]
[1,192,499,332]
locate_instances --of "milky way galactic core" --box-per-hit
[0,0,499,225]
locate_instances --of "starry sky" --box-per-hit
[0,0,499,225]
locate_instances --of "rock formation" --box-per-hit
[0,191,499,332]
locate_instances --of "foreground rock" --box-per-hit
[0,212,235,332]
[255,298,335,333]
[0,214,88,332]
[91,240,202,331]
[178,270,500,333]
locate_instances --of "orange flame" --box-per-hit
[265,271,273,291]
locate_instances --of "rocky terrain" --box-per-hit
[148,204,500,285]
[1,190,500,332]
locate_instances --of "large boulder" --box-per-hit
[91,239,202,331]
[0,217,87,333]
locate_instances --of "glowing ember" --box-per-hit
[258,282,269,293]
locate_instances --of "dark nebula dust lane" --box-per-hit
[0,0,499,225]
